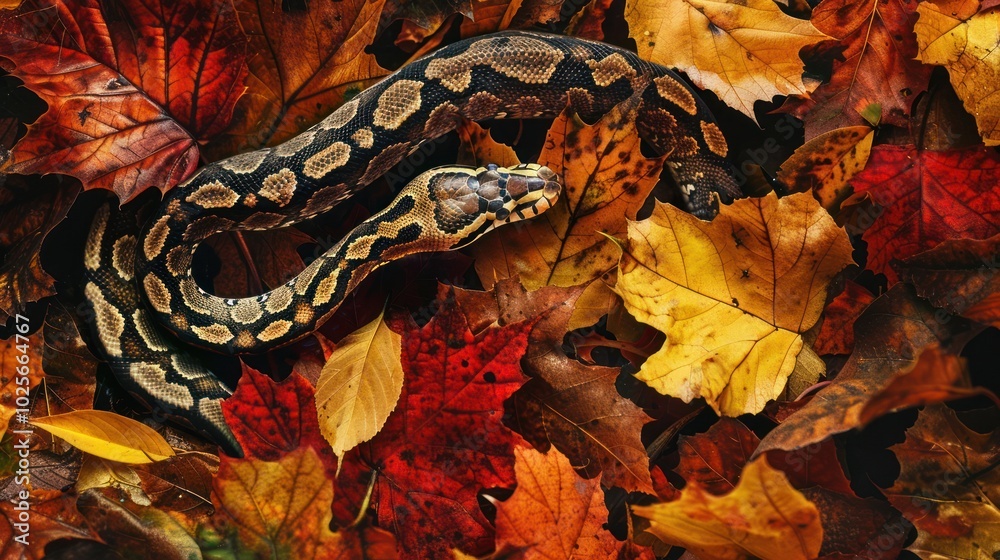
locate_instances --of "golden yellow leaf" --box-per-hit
[469,102,663,328]
[633,457,822,560]
[614,193,853,415]
[315,309,403,457]
[777,125,875,216]
[31,410,175,464]
[915,0,1000,146]
[211,448,341,558]
[624,0,829,120]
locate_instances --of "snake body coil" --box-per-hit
[83,31,738,454]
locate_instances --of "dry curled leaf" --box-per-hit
[614,193,854,415]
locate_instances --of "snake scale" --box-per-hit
[82,31,739,455]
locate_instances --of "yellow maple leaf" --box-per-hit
[914,0,1000,146]
[624,0,829,120]
[469,101,664,328]
[614,193,853,415]
[632,457,823,560]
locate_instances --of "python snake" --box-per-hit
[82,31,739,456]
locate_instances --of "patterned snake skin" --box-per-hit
[82,31,739,455]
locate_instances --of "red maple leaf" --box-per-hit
[850,145,1000,283]
[0,0,248,201]
[221,363,338,476]
[333,289,536,559]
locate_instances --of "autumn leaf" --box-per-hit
[221,364,337,476]
[897,233,1000,328]
[633,457,823,560]
[0,178,79,322]
[0,319,43,439]
[624,0,829,119]
[498,281,654,493]
[813,280,876,355]
[386,0,565,48]
[211,447,341,559]
[756,284,981,455]
[776,125,874,216]
[0,489,97,559]
[885,405,1000,557]
[614,193,854,415]
[859,344,997,425]
[76,488,202,560]
[0,0,249,200]
[34,302,99,417]
[849,144,1000,283]
[488,445,655,560]
[565,0,615,40]
[203,227,314,298]
[794,0,931,136]
[914,0,1000,146]
[31,410,175,464]
[315,309,404,457]
[332,288,534,558]
[207,0,389,156]
[470,101,664,329]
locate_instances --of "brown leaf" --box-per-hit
[0,178,79,322]
[885,404,1000,557]
[755,284,981,455]
[796,0,931,136]
[500,280,654,493]
[813,280,876,356]
[897,233,1000,329]
[207,0,389,156]
[202,228,314,298]
[0,489,96,560]
[801,487,906,558]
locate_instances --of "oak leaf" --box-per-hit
[885,405,1000,557]
[208,0,389,156]
[914,0,1000,145]
[0,0,248,200]
[470,102,664,329]
[633,457,823,560]
[797,0,931,136]
[897,233,1000,329]
[315,309,404,457]
[756,284,981,455]
[849,144,1000,283]
[488,445,655,560]
[624,0,829,119]
[614,193,854,415]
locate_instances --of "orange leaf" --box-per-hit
[207,0,389,156]
[0,0,249,200]
[489,445,655,560]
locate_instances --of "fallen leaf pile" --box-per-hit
[1,0,999,558]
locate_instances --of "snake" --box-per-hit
[82,31,739,456]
